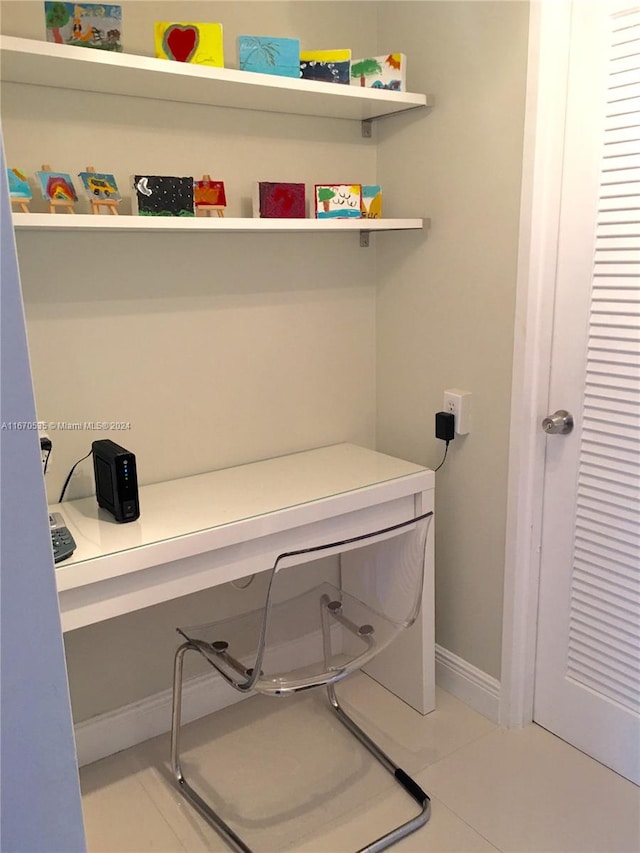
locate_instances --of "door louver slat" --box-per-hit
[566,11,640,714]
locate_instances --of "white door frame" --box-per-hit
[500,0,575,728]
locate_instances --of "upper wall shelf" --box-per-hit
[12,213,426,238]
[0,36,433,122]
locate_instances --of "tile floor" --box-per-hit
[80,675,640,853]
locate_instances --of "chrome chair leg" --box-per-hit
[326,683,431,853]
[171,642,252,853]
[171,643,430,853]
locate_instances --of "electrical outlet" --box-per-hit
[443,389,472,435]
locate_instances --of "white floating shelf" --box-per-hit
[12,213,426,234]
[0,36,433,121]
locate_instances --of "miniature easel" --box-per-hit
[11,198,30,214]
[42,164,76,214]
[85,166,120,215]
[195,174,225,217]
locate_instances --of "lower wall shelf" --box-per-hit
[12,213,427,236]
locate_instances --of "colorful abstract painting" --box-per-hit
[194,179,227,209]
[315,184,362,219]
[132,175,194,217]
[7,168,32,200]
[361,185,382,218]
[254,182,305,218]
[238,36,300,78]
[350,54,406,91]
[78,170,121,201]
[155,22,224,67]
[44,3,122,51]
[300,50,351,85]
[35,170,78,202]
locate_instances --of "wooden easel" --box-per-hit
[11,198,31,213]
[42,164,76,214]
[85,166,120,215]
[195,174,225,217]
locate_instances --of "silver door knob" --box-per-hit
[542,409,574,435]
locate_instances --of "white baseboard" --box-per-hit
[435,644,501,723]
[75,641,500,768]
[74,628,333,767]
[74,667,246,767]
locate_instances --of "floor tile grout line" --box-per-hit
[122,758,197,852]
[428,792,505,853]
[80,757,191,853]
[335,688,500,779]
[413,725,502,777]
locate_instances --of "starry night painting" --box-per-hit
[300,49,351,85]
[132,175,194,216]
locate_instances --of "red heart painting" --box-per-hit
[164,25,199,62]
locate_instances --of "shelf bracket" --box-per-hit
[360,231,371,248]
[361,120,373,139]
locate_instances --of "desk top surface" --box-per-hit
[51,444,432,574]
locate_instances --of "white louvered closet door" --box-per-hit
[534,1,640,784]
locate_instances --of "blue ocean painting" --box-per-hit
[7,168,32,199]
[238,36,300,78]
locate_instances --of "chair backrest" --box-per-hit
[178,511,433,696]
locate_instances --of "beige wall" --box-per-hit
[1,0,380,721]
[1,0,529,718]
[2,0,379,505]
[375,1,529,678]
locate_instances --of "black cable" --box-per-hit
[434,441,449,473]
[40,436,53,475]
[58,449,93,503]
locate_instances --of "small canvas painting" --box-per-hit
[194,179,226,209]
[133,175,194,216]
[155,22,224,67]
[361,185,382,218]
[254,182,305,218]
[315,184,362,219]
[78,170,121,201]
[7,168,32,200]
[300,50,351,85]
[350,54,406,91]
[45,3,122,51]
[238,36,300,78]
[35,170,78,202]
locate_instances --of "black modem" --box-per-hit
[92,439,140,523]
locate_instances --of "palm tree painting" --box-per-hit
[351,58,383,87]
[315,185,362,219]
[238,36,300,78]
[350,54,406,91]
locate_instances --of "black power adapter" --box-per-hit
[435,411,455,443]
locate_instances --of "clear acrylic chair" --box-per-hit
[171,510,433,853]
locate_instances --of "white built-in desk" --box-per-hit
[52,443,435,711]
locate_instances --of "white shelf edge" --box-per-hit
[11,213,427,234]
[0,36,433,121]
